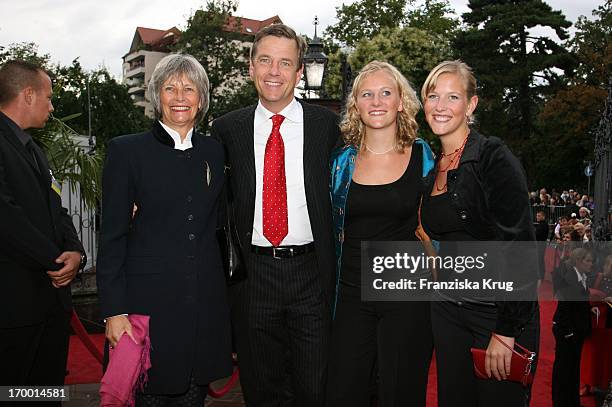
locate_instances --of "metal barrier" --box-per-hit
[531,205,567,225]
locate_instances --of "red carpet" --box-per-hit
[66,283,599,406]
[65,333,104,385]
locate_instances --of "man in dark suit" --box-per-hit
[211,24,339,406]
[0,60,85,388]
[552,247,594,407]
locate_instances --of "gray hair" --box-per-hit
[148,54,210,126]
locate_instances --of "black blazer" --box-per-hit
[422,130,538,337]
[553,261,592,336]
[96,122,232,394]
[0,112,83,328]
[210,100,340,297]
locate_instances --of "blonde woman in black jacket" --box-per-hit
[419,60,539,407]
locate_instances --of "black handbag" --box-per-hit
[217,164,247,285]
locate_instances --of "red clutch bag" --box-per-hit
[470,334,536,386]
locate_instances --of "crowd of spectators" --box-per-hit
[530,188,595,243]
[530,187,595,212]
[533,188,611,403]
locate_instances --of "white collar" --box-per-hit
[255,98,303,124]
[158,121,193,150]
[573,266,587,286]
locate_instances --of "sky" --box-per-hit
[0,0,604,78]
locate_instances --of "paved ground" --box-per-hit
[64,378,245,406]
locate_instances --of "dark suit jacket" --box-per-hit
[210,100,339,298]
[96,122,232,394]
[0,111,83,328]
[553,261,591,336]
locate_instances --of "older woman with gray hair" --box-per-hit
[97,53,232,405]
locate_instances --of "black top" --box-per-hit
[420,130,538,337]
[421,191,488,302]
[340,143,422,286]
[421,192,477,241]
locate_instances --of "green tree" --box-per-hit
[0,42,50,67]
[570,0,612,85]
[406,0,460,38]
[324,0,409,47]
[174,0,257,131]
[454,0,574,184]
[350,26,452,88]
[31,118,102,208]
[322,0,459,105]
[534,0,611,188]
[53,62,151,147]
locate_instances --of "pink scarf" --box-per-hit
[99,314,152,407]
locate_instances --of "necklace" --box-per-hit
[365,143,396,155]
[435,134,469,191]
[440,134,469,157]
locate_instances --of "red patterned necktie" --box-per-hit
[263,114,288,247]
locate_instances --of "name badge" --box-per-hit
[50,170,62,196]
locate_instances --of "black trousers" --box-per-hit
[326,283,432,407]
[551,325,585,407]
[0,301,70,407]
[431,299,539,407]
[231,252,330,407]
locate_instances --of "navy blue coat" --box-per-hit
[97,121,232,394]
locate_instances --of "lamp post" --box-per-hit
[340,52,353,105]
[303,16,328,96]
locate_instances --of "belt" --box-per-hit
[251,243,315,259]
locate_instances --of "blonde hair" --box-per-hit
[421,60,477,100]
[340,61,420,150]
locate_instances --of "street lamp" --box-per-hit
[303,16,328,91]
[340,52,353,105]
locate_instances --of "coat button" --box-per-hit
[186,195,193,202]
[186,152,192,159]
[449,173,457,181]
[452,193,458,200]
[188,233,196,240]
[459,210,468,220]
[187,214,194,221]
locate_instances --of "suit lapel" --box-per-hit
[31,144,52,202]
[0,116,41,174]
[235,107,256,198]
[301,102,317,204]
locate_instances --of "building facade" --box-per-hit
[123,15,282,118]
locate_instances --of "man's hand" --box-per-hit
[46,251,81,287]
[485,334,515,380]
[105,315,136,347]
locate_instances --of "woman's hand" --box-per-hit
[105,315,136,347]
[485,334,514,380]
